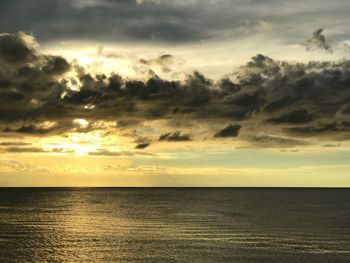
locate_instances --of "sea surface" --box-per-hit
[0,188,349,262]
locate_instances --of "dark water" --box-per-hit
[0,188,349,262]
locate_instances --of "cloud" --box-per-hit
[159,131,191,141]
[2,147,45,153]
[135,142,151,149]
[1,33,350,148]
[88,150,135,156]
[136,0,160,5]
[3,125,57,135]
[0,159,47,174]
[214,124,241,138]
[0,32,37,63]
[286,122,350,138]
[303,29,333,53]
[70,0,110,9]
[3,0,350,45]
[88,149,155,157]
[266,109,314,124]
[323,143,341,148]
[246,134,310,148]
[344,43,350,54]
[238,19,274,35]
[137,54,184,74]
[0,141,31,146]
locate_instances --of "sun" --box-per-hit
[71,144,90,156]
[41,131,104,156]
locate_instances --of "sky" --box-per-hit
[0,0,350,186]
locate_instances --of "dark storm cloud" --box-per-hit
[135,142,151,149]
[0,0,212,43]
[214,124,241,138]
[2,0,350,44]
[285,122,350,137]
[2,32,350,147]
[159,131,191,142]
[266,109,314,124]
[41,55,70,75]
[3,125,57,135]
[0,32,71,132]
[264,96,296,112]
[0,32,37,63]
[303,29,333,53]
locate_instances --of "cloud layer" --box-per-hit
[1,0,350,45]
[1,32,350,152]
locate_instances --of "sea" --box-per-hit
[0,188,349,262]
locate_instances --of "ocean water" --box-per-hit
[0,188,349,262]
